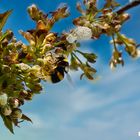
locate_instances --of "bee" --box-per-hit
[45,55,69,83]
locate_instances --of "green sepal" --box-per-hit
[0,113,14,134]
[0,10,13,31]
[76,50,97,63]
[21,114,33,123]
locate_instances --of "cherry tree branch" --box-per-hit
[116,0,140,14]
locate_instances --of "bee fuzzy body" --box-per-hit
[51,66,65,83]
[46,55,69,84]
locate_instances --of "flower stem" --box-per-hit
[72,52,82,64]
[112,34,118,52]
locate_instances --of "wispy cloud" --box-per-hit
[1,63,140,140]
[13,63,139,140]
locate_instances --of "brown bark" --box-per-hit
[116,0,140,14]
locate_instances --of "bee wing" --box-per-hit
[66,73,75,87]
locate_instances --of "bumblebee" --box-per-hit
[45,56,69,83]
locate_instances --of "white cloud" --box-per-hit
[1,63,140,140]
[24,113,45,129]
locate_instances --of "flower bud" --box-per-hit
[27,4,39,20]
[0,93,8,106]
[15,63,31,71]
[19,90,28,98]
[24,91,33,100]
[73,18,85,26]
[33,83,43,92]
[121,13,130,22]
[80,52,97,63]
[5,30,14,41]
[15,41,23,48]
[115,25,121,32]
[55,48,64,54]
[30,65,42,78]
[43,33,56,44]
[2,65,11,73]
[109,50,124,69]
[9,98,20,108]
[1,39,8,47]
[1,105,12,116]
[11,109,22,119]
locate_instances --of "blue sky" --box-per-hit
[0,0,140,140]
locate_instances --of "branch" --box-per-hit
[116,0,140,14]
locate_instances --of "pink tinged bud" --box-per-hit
[9,98,20,108]
[0,93,8,106]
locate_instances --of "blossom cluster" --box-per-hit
[0,0,139,133]
[73,0,140,69]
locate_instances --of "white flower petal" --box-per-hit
[30,65,42,78]
[0,93,8,106]
[137,49,140,57]
[73,26,92,40]
[66,34,77,43]
[67,26,92,43]
[16,63,31,71]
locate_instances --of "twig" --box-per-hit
[116,0,140,14]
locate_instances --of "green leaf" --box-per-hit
[21,114,33,123]
[1,114,14,134]
[0,10,13,31]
